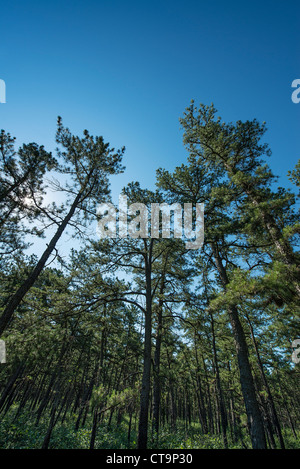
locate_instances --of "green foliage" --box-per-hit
[1,408,298,449]
[0,110,299,451]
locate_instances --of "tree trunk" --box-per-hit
[152,272,166,439]
[0,362,25,413]
[210,312,228,448]
[246,313,285,449]
[89,409,98,450]
[137,244,153,449]
[0,191,83,336]
[211,242,266,449]
[41,405,57,449]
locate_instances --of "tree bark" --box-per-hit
[210,311,228,448]
[152,261,167,439]
[0,191,83,336]
[137,242,153,449]
[246,313,285,449]
[211,242,266,449]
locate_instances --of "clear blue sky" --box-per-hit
[1,0,299,202]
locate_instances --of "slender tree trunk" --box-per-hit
[211,242,266,449]
[210,312,228,448]
[0,362,25,413]
[0,191,83,336]
[152,273,166,439]
[201,353,214,433]
[41,404,57,449]
[89,409,98,450]
[35,342,69,425]
[127,409,133,448]
[152,317,162,438]
[246,313,285,449]
[138,244,153,449]
[194,336,208,433]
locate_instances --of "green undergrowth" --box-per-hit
[0,408,298,449]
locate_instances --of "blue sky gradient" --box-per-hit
[1,0,299,203]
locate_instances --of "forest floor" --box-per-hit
[0,407,298,449]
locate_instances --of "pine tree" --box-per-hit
[0,119,125,336]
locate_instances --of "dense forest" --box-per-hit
[0,103,299,450]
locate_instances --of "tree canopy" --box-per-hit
[0,106,299,450]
